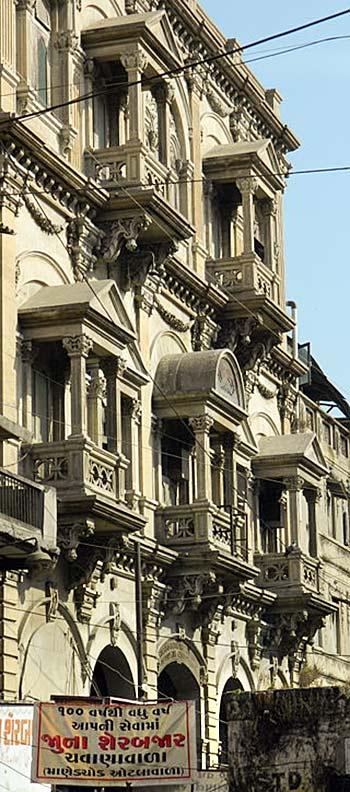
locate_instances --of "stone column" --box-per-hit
[261,197,277,271]
[1,0,17,112]
[284,476,305,546]
[0,571,19,699]
[202,617,221,765]
[304,488,322,558]
[236,177,258,255]
[189,415,214,503]
[151,415,163,503]
[62,335,92,437]
[152,80,174,168]
[186,70,205,275]
[125,398,142,510]
[0,171,18,466]
[121,49,148,144]
[20,340,34,430]
[87,364,106,446]
[211,441,225,508]
[101,357,126,454]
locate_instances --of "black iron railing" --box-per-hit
[0,469,44,530]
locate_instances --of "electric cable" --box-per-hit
[1,8,350,126]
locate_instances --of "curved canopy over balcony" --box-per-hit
[153,348,246,428]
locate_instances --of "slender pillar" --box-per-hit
[211,441,225,508]
[20,340,34,430]
[1,0,18,112]
[186,69,205,274]
[189,415,214,502]
[236,177,258,255]
[153,79,174,167]
[62,335,92,437]
[304,488,322,558]
[0,572,19,699]
[284,476,305,546]
[101,357,126,454]
[261,197,277,270]
[125,398,142,510]
[121,49,148,144]
[151,415,163,503]
[87,364,106,446]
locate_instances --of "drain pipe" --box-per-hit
[286,300,298,359]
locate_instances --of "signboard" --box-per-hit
[32,699,196,786]
[0,704,49,792]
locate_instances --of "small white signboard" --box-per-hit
[0,703,50,792]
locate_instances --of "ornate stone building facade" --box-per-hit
[0,0,349,777]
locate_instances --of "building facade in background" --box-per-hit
[0,0,349,775]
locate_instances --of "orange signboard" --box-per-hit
[32,699,196,786]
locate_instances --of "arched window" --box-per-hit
[91,645,135,699]
[37,37,48,106]
[158,662,201,767]
[219,677,243,765]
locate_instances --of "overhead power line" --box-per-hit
[1,8,350,126]
[1,33,350,100]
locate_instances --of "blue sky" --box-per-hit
[201,1,350,400]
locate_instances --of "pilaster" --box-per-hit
[1,0,17,112]
[189,415,214,503]
[0,571,19,700]
[0,165,18,465]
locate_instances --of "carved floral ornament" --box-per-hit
[62,334,93,358]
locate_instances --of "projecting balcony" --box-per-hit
[254,548,322,597]
[207,252,292,336]
[23,437,145,535]
[156,502,257,584]
[0,469,57,569]
[84,142,194,243]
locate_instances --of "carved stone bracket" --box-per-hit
[263,610,327,681]
[58,519,95,562]
[67,214,102,282]
[246,619,264,671]
[167,573,224,632]
[101,215,151,263]
[278,380,298,426]
[191,309,218,351]
[74,559,103,624]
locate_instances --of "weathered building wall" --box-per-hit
[228,687,350,792]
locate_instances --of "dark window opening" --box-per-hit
[219,677,243,765]
[259,479,283,553]
[158,662,201,767]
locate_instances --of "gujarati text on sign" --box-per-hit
[32,699,196,786]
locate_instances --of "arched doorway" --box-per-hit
[91,646,136,700]
[158,662,201,766]
[219,677,243,766]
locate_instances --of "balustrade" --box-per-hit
[157,502,249,561]
[26,437,128,504]
[254,548,320,594]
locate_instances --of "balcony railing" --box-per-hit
[24,437,128,504]
[85,142,179,204]
[0,469,44,530]
[254,549,321,595]
[157,502,249,561]
[207,252,280,304]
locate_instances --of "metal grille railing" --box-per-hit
[0,469,44,530]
